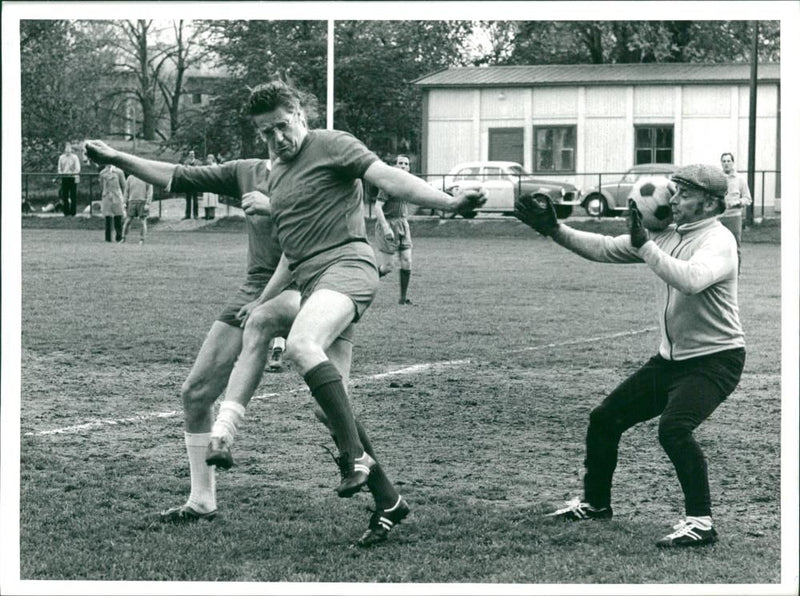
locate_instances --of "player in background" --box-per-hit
[373,154,415,304]
[514,164,745,548]
[230,80,485,546]
[121,174,153,244]
[84,139,299,524]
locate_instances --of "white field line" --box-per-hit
[24,327,657,437]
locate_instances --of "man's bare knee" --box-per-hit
[180,376,217,420]
[247,301,294,340]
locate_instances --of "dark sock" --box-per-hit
[319,411,399,509]
[304,361,362,457]
[356,418,400,509]
[399,268,411,301]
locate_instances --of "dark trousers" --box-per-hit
[105,215,123,242]
[61,178,77,216]
[184,192,199,218]
[583,348,745,517]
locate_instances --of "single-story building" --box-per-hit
[414,63,781,208]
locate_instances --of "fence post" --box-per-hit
[760,171,765,220]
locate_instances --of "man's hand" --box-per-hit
[84,140,117,165]
[236,299,259,325]
[241,190,272,215]
[452,187,487,217]
[627,199,649,249]
[514,193,559,237]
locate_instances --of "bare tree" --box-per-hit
[159,20,212,137]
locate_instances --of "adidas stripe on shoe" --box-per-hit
[355,497,410,548]
[544,497,613,521]
[656,518,718,548]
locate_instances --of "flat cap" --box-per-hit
[671,164,728,199]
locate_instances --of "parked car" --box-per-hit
[581,163,676,217]
[427,161,581,219]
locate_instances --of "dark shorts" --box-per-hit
[217,279,268,328]
[375,218,412,254]
[127,201,148,219]
[292,241,379,330]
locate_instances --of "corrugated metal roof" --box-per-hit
[414,63,780,87]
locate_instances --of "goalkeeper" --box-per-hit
[514,164,745,548]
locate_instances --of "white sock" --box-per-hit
[272,336,285,351]
[185,432,216,513]
[686,515,713,529]
[211,402,246,445]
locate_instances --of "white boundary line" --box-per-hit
[24,327,657,437]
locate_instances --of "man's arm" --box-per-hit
[145,183,153,205]
[373,195,393,240]
[551,226,641,263]
[363,160,484,213]
[739,176,752,206]
[637,235,735,295]
[57,156,65,175]
[84,140,176,188]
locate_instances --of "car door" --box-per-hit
[479,166,515,212]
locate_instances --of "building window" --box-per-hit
[635,125,673,165]
[488,127,524,164]
[192,93,203,105]
[533,126,576,173]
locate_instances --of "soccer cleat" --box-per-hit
[322,444,349,482]
[398,298,412,305]
[336,451,376,498]
[267,345,284,372]
[158,504,217,524]
[205,436,234,469]
[544,497,613,521]
[656,519,718,548]
[355,498,411,548]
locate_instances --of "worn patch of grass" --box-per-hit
[17,228,783,585]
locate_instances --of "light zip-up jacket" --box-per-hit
[551,217,744,360]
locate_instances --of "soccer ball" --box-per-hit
[628,176,675,231]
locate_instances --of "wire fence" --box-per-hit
[23,168,780,221]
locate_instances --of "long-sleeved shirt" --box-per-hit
[552,218,745,360]
[170,159,280,282]
[723,170,752,214]
[57,153,81,181]
[125,175,153,205]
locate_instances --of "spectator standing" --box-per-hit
[202,154,220,220]
[99,164,126,242]
[57,143,81,216]
[719,152,752,269]
[122,174,153,244]
[182,150,201,219]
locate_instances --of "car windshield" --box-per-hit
[507,165,527,176]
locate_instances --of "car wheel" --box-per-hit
[583,194,609,217]
[460,210,477,219]
[554,205,573,219]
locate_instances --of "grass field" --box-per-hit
[13,224,786,589]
